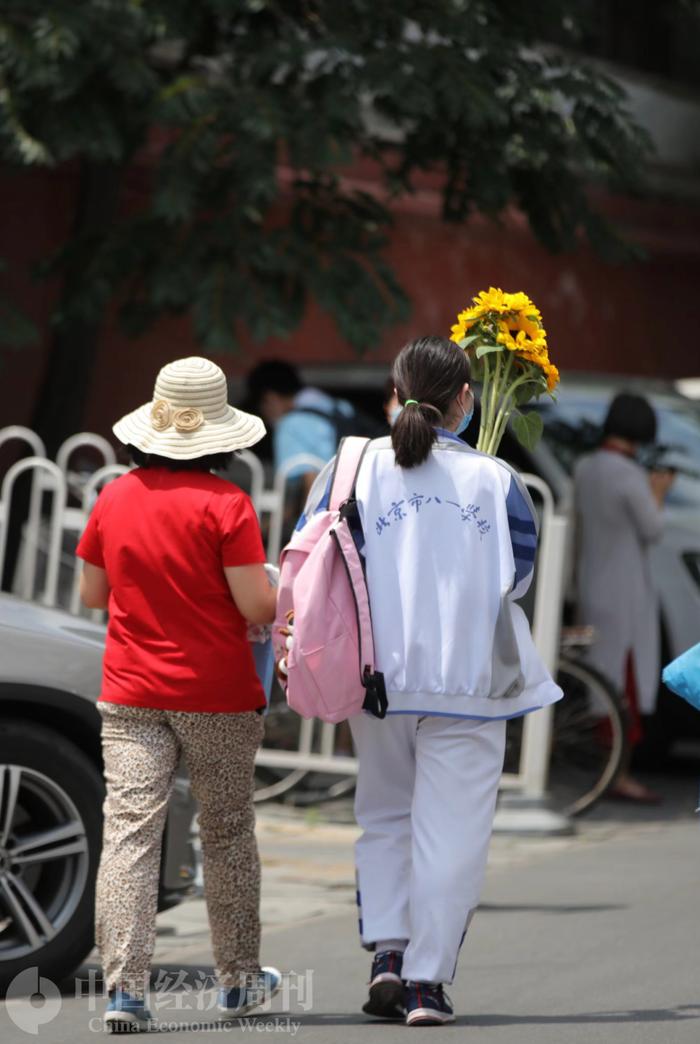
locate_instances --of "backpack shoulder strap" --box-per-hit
[293,405,340,423]
[328,436,370,511]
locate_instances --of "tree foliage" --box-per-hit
[0,0,654,354]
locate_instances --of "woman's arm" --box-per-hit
[622,468,665,544]
[80,562,110,609]
[224,563,277,625]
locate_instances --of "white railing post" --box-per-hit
[0,429,48,600]
[80,465,130,513]
[0,426,47,460]
[0,458,67,608]
[68,465,130,616]
[265,454,325,563]
[55,433,117,502]
[236,450,266,510]
[518,479,568,800]
[55,432,117,474]
[493,473,570,834]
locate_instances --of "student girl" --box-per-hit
[77,357,280,1032]
[297,336,562,1026]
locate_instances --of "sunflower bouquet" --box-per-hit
[450,287,559,455]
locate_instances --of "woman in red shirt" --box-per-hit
[77,357,280,1031]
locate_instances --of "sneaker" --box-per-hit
[217,967,282,1020]
[405,981,455,1026]
[104,990,156,1033]
[362,950,406,1020]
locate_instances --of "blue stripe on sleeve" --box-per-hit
[507,515,537,536]
[317,487,331,513]
[511,542,536,562]
[294,475,332,532]
[506,476,538,587]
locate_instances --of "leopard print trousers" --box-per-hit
[96,702,265,997]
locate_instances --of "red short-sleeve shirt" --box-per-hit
[76,468,267,713]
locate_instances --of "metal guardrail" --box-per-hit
[0,457,66,607]
[0,431,120,610]
[503,476,567,799]
[0,432,568,802]
[254,473,568,803]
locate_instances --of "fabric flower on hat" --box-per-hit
[173,407,204,432]
[150,399,173,431]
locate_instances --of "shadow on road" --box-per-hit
[461,1006,700,1026]
[479,902,626,914]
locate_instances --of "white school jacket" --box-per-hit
[301,432,562,719]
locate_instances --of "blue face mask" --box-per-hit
[389,404,403,426]
[455,399,474,436]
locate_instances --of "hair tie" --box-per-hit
[404,399,419,406]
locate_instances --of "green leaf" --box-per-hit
[511,410,544,451]
[475,343,504,359]
[511,369,548,405]
[458,333,480,349]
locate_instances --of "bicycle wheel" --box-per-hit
[549,656,628,816]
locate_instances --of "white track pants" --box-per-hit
[349,712,506,985]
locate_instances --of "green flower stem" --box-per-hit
[485,369,530,455]
[478,348,504,451]
[488,350,504,437]
[488,370,543,454]
[488,391,520,455]
[483,351,514,455]
[476,353,491,452]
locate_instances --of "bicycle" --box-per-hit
[503,627,628,817]
[255,626,628,817]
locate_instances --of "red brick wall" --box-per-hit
[2,161,699,442]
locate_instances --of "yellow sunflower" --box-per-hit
[503,291,542,321]
[450,309,480,344]
[509,312,544,342]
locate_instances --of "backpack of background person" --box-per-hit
[662,642,700,712]
[295,403,386,443]
[273,436,388,724]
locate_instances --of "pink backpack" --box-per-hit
[274,436,388,723]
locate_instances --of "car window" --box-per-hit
[533,391,700,509]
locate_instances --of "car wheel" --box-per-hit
[0,719,103,995]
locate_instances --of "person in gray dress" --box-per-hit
[574,393,675,802]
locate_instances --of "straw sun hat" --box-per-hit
[113,357,265,459]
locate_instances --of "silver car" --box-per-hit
[0,594,197,993]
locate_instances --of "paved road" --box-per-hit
[2,780,699,1043]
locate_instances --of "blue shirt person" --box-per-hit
[245,360,356,493]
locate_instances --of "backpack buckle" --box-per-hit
[338,497,359,521]
[362,668,388,719]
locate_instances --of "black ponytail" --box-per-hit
[390,336,471,469]
[391,401,441,469]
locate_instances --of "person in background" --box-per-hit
[77,357,280,1031]
[574,392,675,803]
[245,360,357,495]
